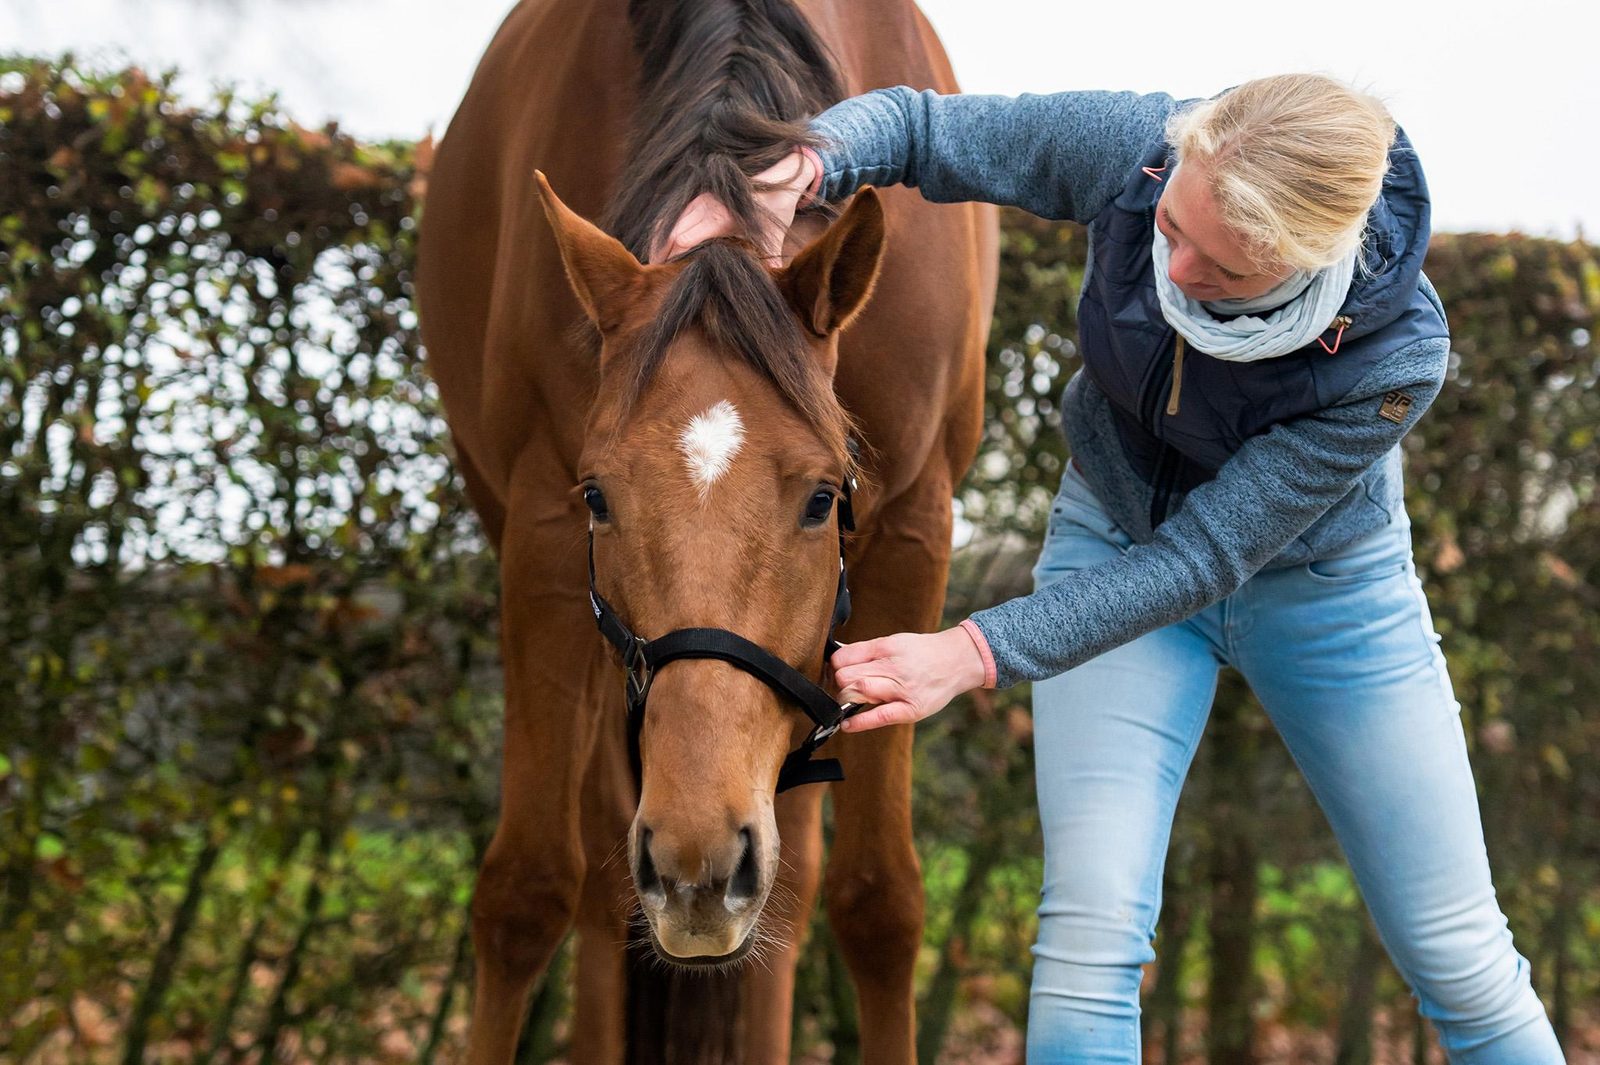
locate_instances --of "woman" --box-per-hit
[656,74,1564,1064]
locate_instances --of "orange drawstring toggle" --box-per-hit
[1317,316,1352,355]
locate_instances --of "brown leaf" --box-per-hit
[43,857,85,893]
[70,994,116,1047]
[289,120,332,150]
[1005,706,1033,743]
[256,563,315,588]
[330,161,383,191]
[1541,551,1580,588]
[1479,719,1516,755]
[1434,531,1465,574]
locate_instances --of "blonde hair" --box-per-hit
[1164,73,1397,273]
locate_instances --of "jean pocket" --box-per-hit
[1041,462,1133,559]
[1051,459,1106,514]
[1303,524,1412,584]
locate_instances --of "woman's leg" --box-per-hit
[1027,463,1223,1064]
[1234,519,1563,1064]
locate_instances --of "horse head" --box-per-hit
[534,172,884,963]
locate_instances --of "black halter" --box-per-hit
[587,469,865,793]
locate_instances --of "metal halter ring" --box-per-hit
[626,637,652,702]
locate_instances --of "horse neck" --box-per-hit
[793,0,958,95]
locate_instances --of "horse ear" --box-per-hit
[777,187,886,337]
[533,170,643,332]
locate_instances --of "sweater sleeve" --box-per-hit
[805,86,1181,224]
[965,335,1452,687]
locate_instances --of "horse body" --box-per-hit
[416,0,997,1060]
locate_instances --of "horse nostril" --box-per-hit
[728,827,759,901]
[636,828,662,895]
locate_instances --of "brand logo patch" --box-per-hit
[1378,391,1414,424]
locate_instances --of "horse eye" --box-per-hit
[802,488,836,527]
[583,484,610,522]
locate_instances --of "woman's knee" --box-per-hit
[1031,905,1155,1010]
[1410,935,1555,1052]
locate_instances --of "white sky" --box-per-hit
[3,0,1593,238]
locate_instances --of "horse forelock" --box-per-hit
[606,242,855,472]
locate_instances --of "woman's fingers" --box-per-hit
[840,701,915,733]
[829,636,895,670]
[651,192,736,263]
[835,673,906,709]
[825,628,984,735]
[649,150,813,265]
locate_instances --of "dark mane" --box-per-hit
[617,240,853,463]
[603,0,846,261]
[597,0,853,460]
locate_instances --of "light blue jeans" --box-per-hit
[1025,459,1563,1064]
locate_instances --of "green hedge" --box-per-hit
[2,58,1596,1063]
[0,58,496,1064]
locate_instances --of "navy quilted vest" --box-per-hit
[1077,128,1445,528]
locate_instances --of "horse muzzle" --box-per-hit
[631,822,773,962]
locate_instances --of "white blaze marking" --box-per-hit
[677,400,745,499]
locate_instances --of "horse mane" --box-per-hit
[599,0,854,462]
[603,0,846,260]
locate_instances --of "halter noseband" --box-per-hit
[586,466,865,793]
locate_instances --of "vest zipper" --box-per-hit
[1144,328,1181,530]
[1165,335,1186,416]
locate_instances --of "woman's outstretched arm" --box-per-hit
[652,87,1182,261]
[806,86,1177,223]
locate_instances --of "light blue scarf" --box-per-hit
[1150,164,1357,362]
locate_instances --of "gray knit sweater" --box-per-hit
[807,87,1451,688]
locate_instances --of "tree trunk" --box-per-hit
[1144,859,1195,1065]
[422,924,473,1065]
[825,925,860,1065]
[917,838,1001,1063]
[1412,1007,1430,1064]
[1204,696,1260,1065]
[122,827,223,1065]
[1333,918,1384,1065]
[252,822,336,1064]
[196,828,305,1065]
[517,934,573,1065]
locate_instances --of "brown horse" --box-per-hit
[415,0,997,1061]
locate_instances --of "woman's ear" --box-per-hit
[776,188,886,337]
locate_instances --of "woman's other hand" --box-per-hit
[829,627,989,733]
[648,147,818,265]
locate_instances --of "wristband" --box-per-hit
[958,619,998,690]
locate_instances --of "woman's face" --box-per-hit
[1156,160,1293,302]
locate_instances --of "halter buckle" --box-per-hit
[805,703,864,751]
[625,637,652,704]
[808,719,842,748]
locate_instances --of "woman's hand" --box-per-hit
[648,148,818,265]
[829,626,989,733]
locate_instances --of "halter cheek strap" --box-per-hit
[587,470,863,794]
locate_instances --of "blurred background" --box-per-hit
[2,2,1596,1063]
